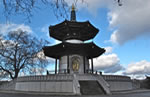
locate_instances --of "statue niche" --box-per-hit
[72,57,80,72]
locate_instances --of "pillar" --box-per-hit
[83,56,86,73]
[67,55,69,73]
[55,58,57,74]
[91,58,93,74]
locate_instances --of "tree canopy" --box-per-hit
[0,30,48,79]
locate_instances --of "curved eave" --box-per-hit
[49,20,99,41]
[43,42,105,59]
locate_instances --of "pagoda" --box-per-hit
[43,5,105,74]
[0,5,140,96]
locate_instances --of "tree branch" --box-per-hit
[0,66,13,79]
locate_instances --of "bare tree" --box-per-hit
[1,0,70,21]
[1,0,122,21]
[115,0,122,6]
[0,30,48,79]
[0,70,9,80]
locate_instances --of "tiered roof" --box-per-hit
[49,20,99,41]
[43,4,105,59]
[43,42,105,59]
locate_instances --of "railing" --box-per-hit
[0,79,16,90]
[47,69,70,74]
[86,69,102,75]
[16,74,73,82]
[47,69,102,75]
[85,70,131,82]
[102,75,131,81]
[73,74,80,94]
[95,75,111,94]
[132,79,140,89]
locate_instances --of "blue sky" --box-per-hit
[0,0,150,79]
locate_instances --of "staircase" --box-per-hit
[79,81,105,95]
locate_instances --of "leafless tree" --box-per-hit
[0,30,48,79]
[1,0,70,21]
[0,70,9,80]
[1,0,122,21]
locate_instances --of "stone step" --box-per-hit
[79,81,105,95]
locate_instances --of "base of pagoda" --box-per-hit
[0,74,140,95]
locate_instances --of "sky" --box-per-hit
[0,0,150,79]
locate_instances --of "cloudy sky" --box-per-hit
[0,0,150,79]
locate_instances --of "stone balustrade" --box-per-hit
[16,74,73,82]
[102,75,133,91]
[102,75,131,82]
[0,74,140,94]
[0,79,16,90]
[15,74,75,93]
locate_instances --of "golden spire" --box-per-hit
[70,3,76,21]
[72,4,75,11]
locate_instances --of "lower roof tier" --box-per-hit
[43,42,105,59]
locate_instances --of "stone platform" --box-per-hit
[0,74,140,95]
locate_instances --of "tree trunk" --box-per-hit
[13,69,20,79]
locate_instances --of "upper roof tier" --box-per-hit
[49,4,99,41]
[49,20,99,41]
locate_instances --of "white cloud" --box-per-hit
[19,72,25,76]
[41,25,49,36]
[41,26,48,33]
[37,50,55,63]
[65,0,113,15]
[30,68,45,75]
[41,25,62,45]
[66,0,150,45]
[130,74,146,80]
[105,46,113,54]
[124,60,150,75]
[94,53,124,73]
[80,0,150,45]
[78,0,105,15]
[123,60,150,79]
[0,23,32,34]
[109,0,150,45]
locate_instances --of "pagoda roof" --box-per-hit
[49,20,99,41]
[43,42,105,59]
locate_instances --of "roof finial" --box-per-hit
[72,3,75,11]
[70,3,76,21]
